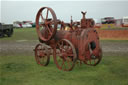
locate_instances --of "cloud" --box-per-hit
[1,1,128,24]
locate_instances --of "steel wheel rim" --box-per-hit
[84,47,102,66]
[84,28,102,66]
[35,44,50,66]
[36,7,57,42]
[53,39,77,71]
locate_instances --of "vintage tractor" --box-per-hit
[34,7,102,71]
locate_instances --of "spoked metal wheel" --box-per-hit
[34,43,50,66]
[36,7,57,42]
[84,46,102,66]
[53,39,77,71]
[84,28,102,66]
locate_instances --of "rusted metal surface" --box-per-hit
[53,39,77,71]
[34,43,50,66]
[36,7,57,41]
[34,7,102,71]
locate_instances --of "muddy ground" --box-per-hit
[0,40,128,57]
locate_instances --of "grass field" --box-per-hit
[0,28,128,85]
[0,28,38,41]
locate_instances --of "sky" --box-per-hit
[0,0,128,24]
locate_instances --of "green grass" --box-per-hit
[0,28,128,85]
[0,28,38,41]
[101,39,128,42]
[100,27,128,30]
[0,55,128,85]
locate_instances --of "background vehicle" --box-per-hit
[122,16,128,27]
[101,17,115,24]
[22,23,32,28]
[0,23,13,38]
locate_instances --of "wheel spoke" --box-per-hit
[58,57,63,66]
[40,13,44,22]
[36,7,57,42]
[63,61,66,70]
[34,44,50,66]
[66,57,72,68]
[61,59,64,68]
[59,41,63,51]
[47,21,52,25]
[54,39,77,71]
[58,45,63,52]
[39,23,45,28]
[61,41,64,49]
[46,25,52,35]
[68,45,71,50]
[46,9,49,19]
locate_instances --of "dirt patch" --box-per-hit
[97,29,128,40]
[0,40,128,57]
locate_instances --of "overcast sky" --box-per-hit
[0,0,128,24]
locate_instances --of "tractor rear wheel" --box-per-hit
[53,39,77,71]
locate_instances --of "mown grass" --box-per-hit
[0,28,38,41]
[0,28,128,85]
[0,54,128,85]
[100,39,128,42]
[100,27,128,30]
[1,27,128,41]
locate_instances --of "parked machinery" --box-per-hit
[34,7,102,71]
[0,23,13,38]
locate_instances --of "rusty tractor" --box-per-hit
[34,7,102,71]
